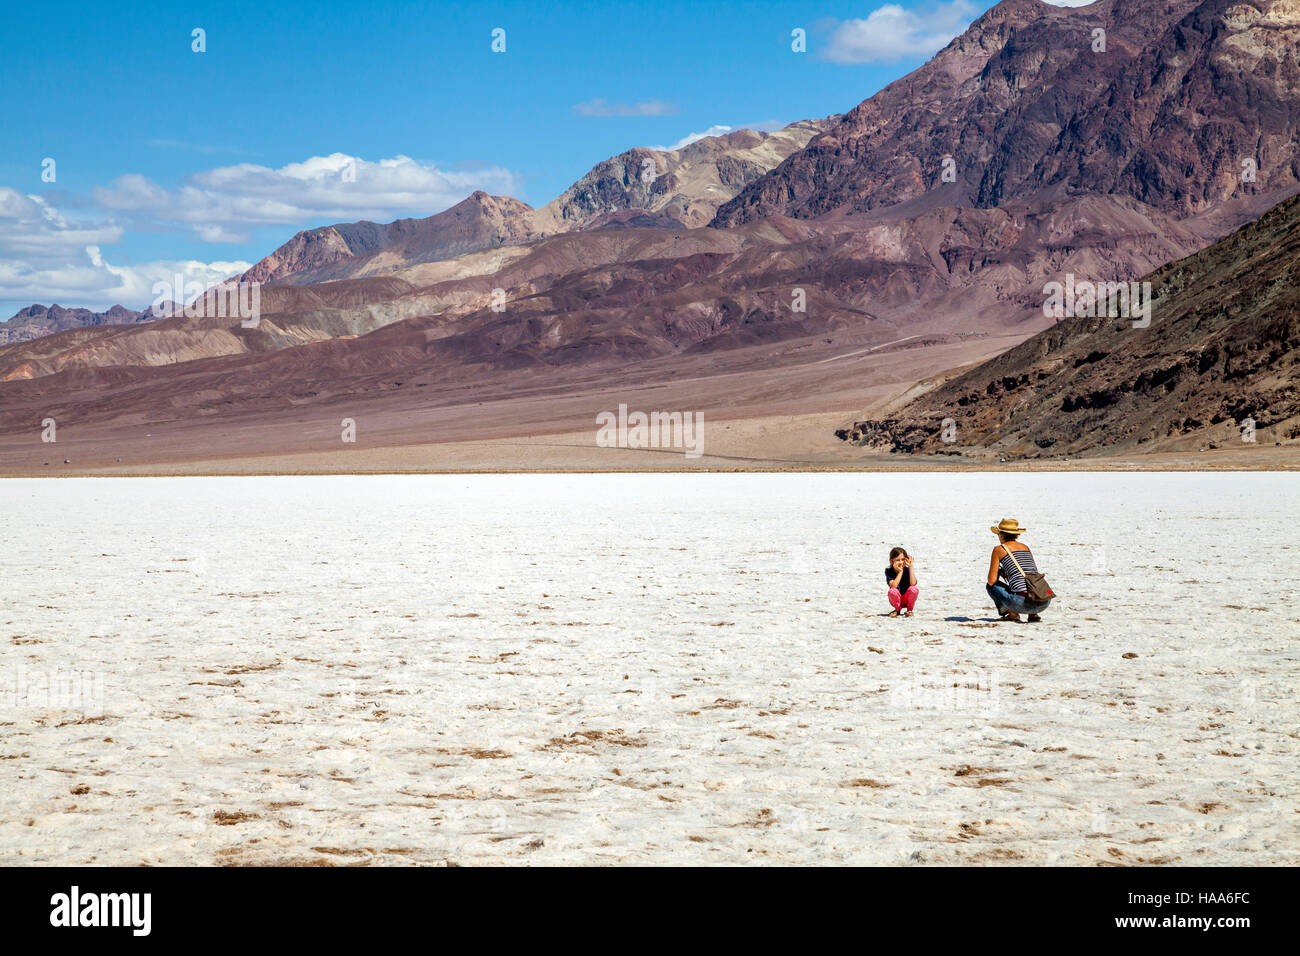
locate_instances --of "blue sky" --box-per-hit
[0,0,1090,316]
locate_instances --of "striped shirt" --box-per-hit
[998,546,1038,594]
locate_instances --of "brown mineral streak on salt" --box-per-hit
[1,473,1295,865]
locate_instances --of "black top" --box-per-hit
[886,566,913,591]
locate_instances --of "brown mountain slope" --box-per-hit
[0,276,415,381]
[240,191,536,286]
[836,191,1300,457]
[0,185,1249,385]
[712,0,1298,227]
[237,121,830,290]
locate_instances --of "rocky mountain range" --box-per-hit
[0,303,152,347]
[713,0,1298,226]
[3,120,830,341]
[237,119,832,288]
[1,0,1297,466]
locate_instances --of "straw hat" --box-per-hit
[990,518,1028,535]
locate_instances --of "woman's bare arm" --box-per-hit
[987,547,1003,586]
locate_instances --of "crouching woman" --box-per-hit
[986,518,1051,623]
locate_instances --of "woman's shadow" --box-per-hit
[873,614,1000,622]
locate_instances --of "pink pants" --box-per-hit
[889,586,919,612]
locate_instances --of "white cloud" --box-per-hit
[93,153,524,228]
[1,152,522,313]
[649,125,734,152]
[93,173,169,211]
[0,246,249,313]
[573,98,679,117]
[821,1,978,64]
[648,121,792,152]
[193,224,250,244]
[0,187,123,261]
[0,187,248,311]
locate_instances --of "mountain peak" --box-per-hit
[239,190,540,286]
[236,124,827,286]
[531,119,833,233]
[711,0,1290,226]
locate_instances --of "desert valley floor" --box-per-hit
[1,473,1296,865]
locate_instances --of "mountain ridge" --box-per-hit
[0,303,153,347]
[236,119,833,289]
[836,189,1300,456]
[711,0,1295,226]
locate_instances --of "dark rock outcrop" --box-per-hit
[838,190,1300,456]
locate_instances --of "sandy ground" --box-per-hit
[0,332,1024,476]
[1,473,1296,865]
[5,325,1295,474]
[8,411,1300,476]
